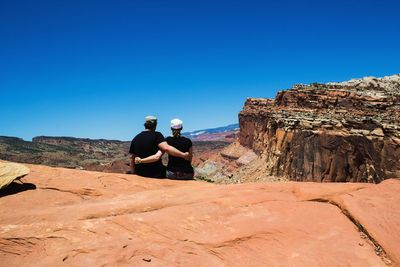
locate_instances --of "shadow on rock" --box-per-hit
[0,182,36,198]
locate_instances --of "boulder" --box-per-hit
[0,162,30,190]
[236,151,258,166]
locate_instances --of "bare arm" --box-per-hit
[158,141,190,160]
[135,150,163,164]
[188,146,193,163]
[129,154,136,174]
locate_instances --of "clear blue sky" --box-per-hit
[1,0,399,141]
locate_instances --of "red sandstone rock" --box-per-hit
[239,74,400,183]
[1,163,399,266]
[332,179,400,266]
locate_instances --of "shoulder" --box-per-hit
[155,131,164,137]
[132,132,142,141]
[181,137,192,145]
[154,131,165,144]
[165,136,173,142]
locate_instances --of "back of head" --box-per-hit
[144,115,157,131]
[170,118,183,138]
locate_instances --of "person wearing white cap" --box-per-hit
[128,115,191,178]
[165,118,194,180]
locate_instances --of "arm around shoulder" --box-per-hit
[158,141,190,160]
[135,150,163,164]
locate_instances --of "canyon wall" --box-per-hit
[239,75,400,182]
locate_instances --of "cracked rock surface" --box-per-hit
[1,164,399,266]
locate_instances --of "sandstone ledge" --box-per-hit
[0,164,399,266]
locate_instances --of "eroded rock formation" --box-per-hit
[239,74,400,182]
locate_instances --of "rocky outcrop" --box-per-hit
[1,163,399,266]
[239,74,400,183]
[194,142,265,183]
[0,163,29,190]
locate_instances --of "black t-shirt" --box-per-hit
[129,131,165,178]
[165,136,194,173]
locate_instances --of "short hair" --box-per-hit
[144,120,157,130]
[171,127,182,138]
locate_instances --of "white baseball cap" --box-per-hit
[145,115,157,122]
[171,118,183,129]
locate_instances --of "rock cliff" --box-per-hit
[1,163,399,266]
[239,74,400,182]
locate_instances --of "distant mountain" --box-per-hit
[0,135,130,172]
[183,123,239,141]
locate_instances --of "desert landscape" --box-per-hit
[1,74,400,266]
[2,0,399,265]
[3,75,400,185]
[0,129,234,175]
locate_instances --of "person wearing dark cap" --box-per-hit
[128,116,190,178]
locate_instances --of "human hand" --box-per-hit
[183,152,191,161]
[135,157,142,164]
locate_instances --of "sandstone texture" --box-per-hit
[0,163,30,190]
[239,74,400,182]
[1,163,399,266]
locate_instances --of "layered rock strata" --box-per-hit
[239,75,400,182]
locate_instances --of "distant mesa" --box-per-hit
[0,135,132,173]
[183,123,239,141]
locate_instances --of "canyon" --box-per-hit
[2,75,400,184]
[1,74,400,266]
[196,74,400,183]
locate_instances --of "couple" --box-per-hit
[128,116,194,180]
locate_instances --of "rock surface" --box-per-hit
[1,163,399,266]
[0,163,30,190]
[194,142,266,183]
[239,74,400,182]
